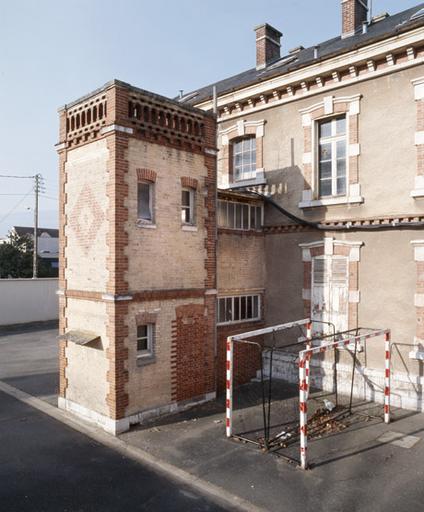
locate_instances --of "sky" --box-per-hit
[0,0,421,237]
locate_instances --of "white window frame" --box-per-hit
[136,323,154,358]
[217,294,261,326]
[317,115,347,198]
[217,200,263,231]
[181,187,195,225]
[137,181,154,224]
[232,137,257,182]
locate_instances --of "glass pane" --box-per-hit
[319,143,332,162]
[228,203,235,228]
[253,296,259,318]
[218,298,225,323]
[319,179,332,197]
[319,160,332,179]
[337,177,346,195]
[225,297,232,322]
[336,140,346,159]
[137,183,152,220]
[235,204,242,229]
[246,296,252,319]
[319,120,331,138]
[234,153,242,166]
[240,296,246,320]
[234,297,240,321]
[336,117,346,135]
[182,190,190,207]
[233,141,242,154]
[336,158,346,177]
[217,201,227,227]
[242,204,249,229]
[256,207,262,227]
[137,325,147,338]
[137,338,148,352]
[250,206,256,230]
[181,206,190,223]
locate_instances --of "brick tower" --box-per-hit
[56,80,217,433]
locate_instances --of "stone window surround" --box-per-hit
[411,77,424,198]
[299,237,363,331]
[219,119,266,189]
[299,94,364,208]
[135,309,159,366]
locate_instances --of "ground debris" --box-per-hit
[308,407,348,437]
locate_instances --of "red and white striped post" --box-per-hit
[226,337,234,437]
[305,321,312,398]
[384,331,391,424]
[299,355,308,470]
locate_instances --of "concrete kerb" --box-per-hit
[0,379,267,512]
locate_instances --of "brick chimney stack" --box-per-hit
[341,0,368,38]
[255,23,282,70]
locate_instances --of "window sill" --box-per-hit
[217,317,262,327]
[182,225,198,232]
[136,354,156,367]
[410,189,424,198]
[137,222,157,229]
[298,195,364,208]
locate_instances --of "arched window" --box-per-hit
[232,137,256,182]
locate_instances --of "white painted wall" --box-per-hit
[0,278,58,326]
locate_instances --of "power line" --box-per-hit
[0,174,35,179]
[0,187,34,226]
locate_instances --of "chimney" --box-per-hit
[341,0,368,38]
[255,23,282,70]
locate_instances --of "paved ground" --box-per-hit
[0,389,225,512]
[2,325,424,511]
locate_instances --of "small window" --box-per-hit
[217,294,261,325]
[217,200,262,231]
[181,188,195,225]
[233,137,256,181]
[318,115,346,198]
[137,182,154,223]
[137,324,153,357]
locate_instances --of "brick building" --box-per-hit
[58,1,424,432]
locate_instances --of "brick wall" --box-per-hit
[217,321,264,393]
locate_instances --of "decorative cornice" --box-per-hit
[194,27,424,122]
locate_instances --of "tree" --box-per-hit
[0,232,57,278]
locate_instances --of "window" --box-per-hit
[181,188,195,225]
[136,324,154,357]
[217,200,262,231]
[137,182,154,223]
[217,294,261,325]
[318,116,346,197]
[233,138,256,181]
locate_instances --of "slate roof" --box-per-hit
[180,3,424,107]
[13,226,59,238]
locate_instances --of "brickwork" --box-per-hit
[255,24,282,69]
[171,303,215,402]
[342,0,368,37]
[58,81,217,430]
[217,321,265,393]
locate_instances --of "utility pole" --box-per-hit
[33,174,41,279]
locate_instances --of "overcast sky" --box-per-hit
[0,0,420,237]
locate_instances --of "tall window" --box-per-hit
[181,188,195,225]
[233,137,256,181]
[137,182,154,223]
[137,324,154,358]
[318,116,346,197]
